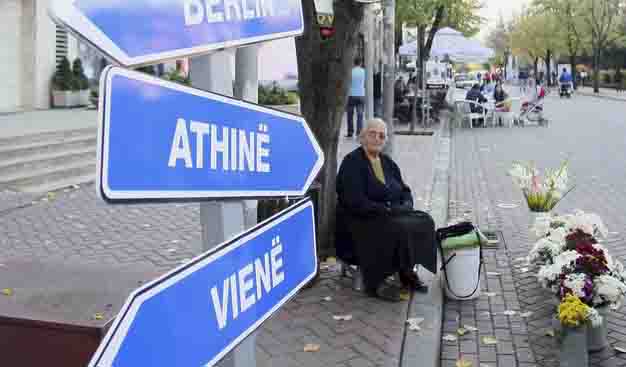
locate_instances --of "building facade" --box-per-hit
[0,0,81,113]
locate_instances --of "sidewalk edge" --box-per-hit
[400,112,451,367]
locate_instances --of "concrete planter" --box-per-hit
[52,90,74,108]
[78,90,90,106]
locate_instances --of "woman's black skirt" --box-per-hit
[346,210,437,291]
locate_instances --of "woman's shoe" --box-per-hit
[373,283,402,302]
[399,271,429,294]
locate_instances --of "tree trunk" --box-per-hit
[570,54,577,90]
[382,0,395,155]
[295,0,364,257]
[593,48,600,93]
[533,57,539,83]
[424,6,445,57]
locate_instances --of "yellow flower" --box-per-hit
[558,294,590,328]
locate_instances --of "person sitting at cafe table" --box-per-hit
[466,83,488,127]
[335,118,437,302]
[493,81,511,126]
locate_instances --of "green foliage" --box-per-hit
[163,70,190,85]
[396,0,484,37]
[136,65,156,75]
[53,57,73,91]
[603,72,612,84]
[258,83,299,105]
[72,58,89,90]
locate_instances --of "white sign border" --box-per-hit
[89,199,318,367]
[98,67,325,201]
[49,0,304,67]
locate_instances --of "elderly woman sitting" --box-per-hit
[335,118,437,302]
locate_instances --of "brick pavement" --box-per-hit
[0,123,438,366]
[440,93,626,367]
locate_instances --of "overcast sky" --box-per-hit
[258,0,531,80]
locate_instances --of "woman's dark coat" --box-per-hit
[335,147,437,291]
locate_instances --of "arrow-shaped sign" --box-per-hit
[49,0,304,66]
[97,66,324,201]
[88,199,317,367]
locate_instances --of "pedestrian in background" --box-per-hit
[374,69,383,117]
[615,71,623,93]
[346,58,366,138]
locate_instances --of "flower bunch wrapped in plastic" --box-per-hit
[529,210,626,314]
[509,160,573,212]
[558,294,603,328]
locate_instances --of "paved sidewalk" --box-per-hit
[441,98,626,367]
[576,86,626,101]
[0,108,97,138]
[0,108,442,366]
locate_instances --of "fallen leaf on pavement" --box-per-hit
[519,267,529,273]
[503,310,517,316]
[614,347,626,353]
[457,328,468,336]
[486,272,501,277]
[93,313,104,320]
[322,296,332,302]
[443,334,458,342]
[520,311,533,318]
[480,364,492,367]
[456,358,473,367]
[464,325,478,332]
[545,330,555,337]
[406,318,424,331]
[333,314,353,321]
[303,344,320,352]
[482,336,498,345]
[1,288,13,296]
[47,192,56,200]
[400,291,411,301]
[484,292,497,297]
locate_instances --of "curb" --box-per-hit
[400,112,451,367]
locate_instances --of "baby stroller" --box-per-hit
[514,86,548,127]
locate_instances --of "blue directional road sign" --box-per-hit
[96,66,324,201]
[49,0,304,66]
[87,199,317,367]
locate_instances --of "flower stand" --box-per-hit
[560,326,589,367]
[587,306,609,352]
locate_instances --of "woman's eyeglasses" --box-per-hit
[367,131,387,140]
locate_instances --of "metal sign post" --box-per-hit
[50,3,323,367]
[87,200,318,367]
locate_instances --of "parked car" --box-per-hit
[454,73,475,89]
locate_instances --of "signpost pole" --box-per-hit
[189,50,256,367]
[364,5,374,121]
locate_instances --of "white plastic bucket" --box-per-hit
[441,246,481,300]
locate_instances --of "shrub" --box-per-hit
[136,65,156,75]
[72,58,89,90]
[163,70,190,85]
[53,57,73,91]
[602,72,612,84]
[258,83,299,105]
